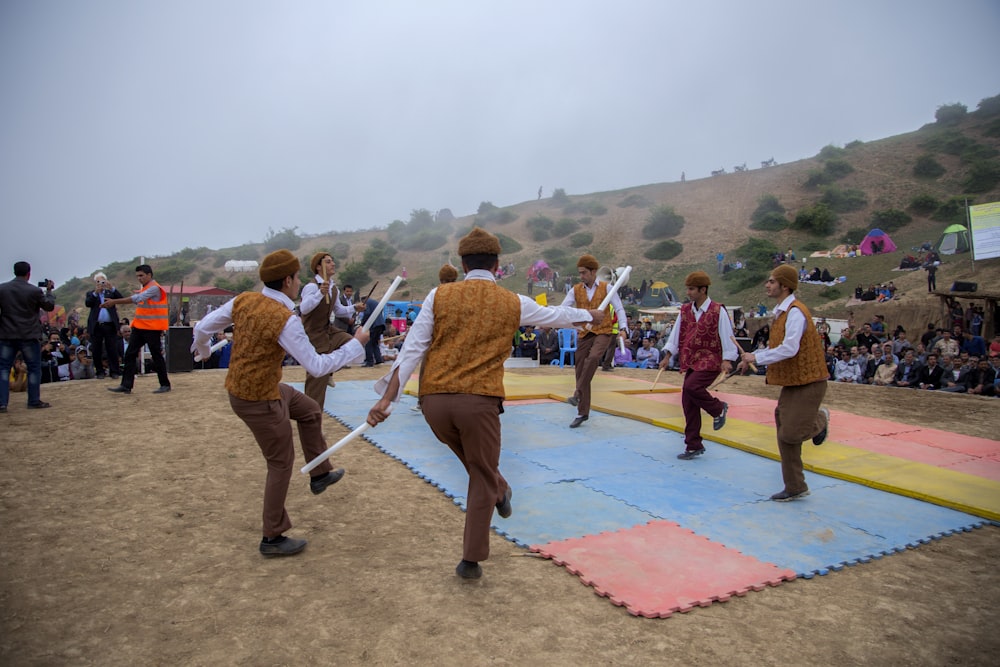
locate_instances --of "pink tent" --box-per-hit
[859,228,897,256]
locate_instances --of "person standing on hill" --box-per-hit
[737,265,830,502]
[0,261,56,412]
[659,271,739,460]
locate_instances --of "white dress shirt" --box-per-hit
[753,294,805,366]
[560,280,628,334]
[192,287,364,378]
[300,274,357,320]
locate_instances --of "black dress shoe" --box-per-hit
[569,415,588,428]
[713,402,728,430]
[26,401,51,409]
[0,405,6,413]
[677,447,706,460]
[496,487,513,519]
[152,386,171,394]
[107,385,131,394]
[259,535,308,556]
[566,395,579,407]
[456,560,482,579]
[310,468,345,495]
[770,489,810,502]
[813,407,830,445]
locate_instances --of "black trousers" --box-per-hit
[92,321,120,377]
[120,328,170,389]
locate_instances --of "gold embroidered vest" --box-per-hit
[225,293,292,401]
[766,299,829,386]
[573,282,614,336]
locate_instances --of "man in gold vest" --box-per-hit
[561,254,629,428]
[300,252,366,410]
[659,271,740,459]
[737,265,830,502]
[102,264,171,395]
[366,228,603,580]
[192,250,369,556]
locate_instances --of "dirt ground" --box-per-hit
[2,364,999,666]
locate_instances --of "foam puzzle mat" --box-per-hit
[296,377,993,617]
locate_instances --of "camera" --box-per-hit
[38,280,48,287]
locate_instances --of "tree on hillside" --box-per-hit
[642,206,685,239]
[935,103,968,126]
[264,227,301,252]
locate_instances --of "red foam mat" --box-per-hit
[532,520,796,618]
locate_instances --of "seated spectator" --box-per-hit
[70,347,96,380]
[872,350,897,387]
[641,321,658,343]
[938,353,956,380]
[854,284,864,300]
[820,268,834,282]
[932,330,960,358]
[887,282,897,298]
[920,324,938,349]
[537,326,559,366]
[967,358,997,396]
[916,353,945,390]
[809,267,822,281]
[833,349,863,383]
[881,341,899,364]
[871,314,886,337]
[635,337,660,369]
[751,324,770,351]
[8,353,28,392]
[518,326,538,360]
[942,356,978,392]
[990,335,1000,358]
[839,328,857,350]
[892,349,920,388]
[613,344,633,368]
[891,331,911,358]
[961,330,987,358]
[855,324,880,352]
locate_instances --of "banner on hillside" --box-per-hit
[969,201,1000,260]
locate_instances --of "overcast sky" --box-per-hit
[2,0,999,286]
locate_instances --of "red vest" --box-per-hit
[677,300,724,372]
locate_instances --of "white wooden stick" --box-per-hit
[194,339,229,362]
[597,266,632,311]
[301,404,394,474]
[361,275,403,334]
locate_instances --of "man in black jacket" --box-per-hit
[84,272,123,379]
[0,261,57,411]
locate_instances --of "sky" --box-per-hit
[2,0,999,286]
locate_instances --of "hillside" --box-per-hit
[56,99,1000,337]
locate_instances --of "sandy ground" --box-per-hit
[2,364,999,666]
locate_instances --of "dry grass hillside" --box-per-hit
[59,100,1000,337]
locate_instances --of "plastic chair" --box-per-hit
[556,328,578,367]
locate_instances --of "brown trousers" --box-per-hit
[304,329,355,411]
[229,383,333,538]
[773,380,828,495]
[421,393,508,563]
[573,333,612,417]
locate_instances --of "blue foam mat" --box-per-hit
[302,381,987,577]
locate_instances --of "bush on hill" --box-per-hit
[818,144,847,160]
[932,197,972,224]
[553,218,580,237]
[496,233,522,255]
[570,232,593,247]
[750,212,788,231]
[913,154,946,178]
[935,103,968,126]
[909,193,940,215]
[551,189,570,206]
[214,276,257,293]
[804,159,854,187]
[976,94,1000,117]
[541,247,570,274]
[791,203,837,236]
[526,215,554,241]
[842,227,867,245]
[870,208,912,232]
[264,227,301,253]
[963,160,1000,193]
[644,240,683,261]
[618,194,652,208]
[563,200,607,216]
[154,258,196,285]
[820,186,867,213]
[921,128,976,156]
[363,238,398,274]
[338,262,369,288]
[642,205,685,239]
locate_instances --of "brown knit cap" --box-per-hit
[458,227,501,256]
[260,249,301,283]
[438,264,458,283]
[577,254,599,270]
[310,252,331,274]
[771,264,799,291]
[685,270,711,288]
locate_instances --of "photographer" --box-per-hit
[0,261,56,411]
[70,347,96,380]
[85,272,123,379]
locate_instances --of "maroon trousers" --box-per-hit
[229,383,333,538]
[681,368,726,451]
[573,333,612,417]
[421,393,508,563]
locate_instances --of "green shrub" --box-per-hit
[749,212,789,231]
[496,233,522,254]
[820,186,867,213]
[154,258,196,284]
[475,207,517,226]
[722,268,768,292]
[732,237,779,271]
[199,270,214,284]
[935,103,968,125]
[870,208,912,232]
[963,160,1000,193]
[909,193,940,215]
[526,215,554,241]
[818,286,843,300]
[478,201,498,214]
[398,231,447,251]
[804,169,832,188]
[214,276,257,293]
[264,227,301,252]
[845,140,864,149]
[642,205,686,239]
[331,242,350,259]
[541,247,569,272]
[230,246,260,261]
[791,203,837,236]
[338,262,370,288]
[801,241,827,252]
[577,216,593,225]
[976,94,1000,117]
[931,197,970,224]
[960,143,999,163]
[530,228,550,242]
[983,118,1000,138]
[363,238,398,273]
[922,128,975,155]
[213,254,228,268]
[818,144,847,160]
[177,246,210,261]
[618,194,651,208]
[913,154,946,178]
[569,232,593,247]
[842,227,868,245]
[553,218,580,237]
[824,159,854,179]
[644,240,683,261]
[551,188,570,206]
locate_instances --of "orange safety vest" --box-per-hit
[132,280,169,331]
